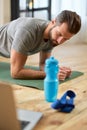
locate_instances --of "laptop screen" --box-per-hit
[0,82,43,130]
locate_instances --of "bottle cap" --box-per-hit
[45,56,58,66]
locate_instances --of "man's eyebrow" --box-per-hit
[57,29,72,39]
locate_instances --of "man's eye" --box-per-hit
[57,31,61,36]
[59,34,62,36]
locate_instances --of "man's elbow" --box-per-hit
[11,70,19,79]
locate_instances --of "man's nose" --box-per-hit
[57,37,66,44]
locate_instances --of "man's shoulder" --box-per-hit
[16,17,47,23]
[13,17,47,28]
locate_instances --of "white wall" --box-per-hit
[0,0,11,26]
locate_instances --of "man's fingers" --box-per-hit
[59,66,72,78]
[58,71,67,81]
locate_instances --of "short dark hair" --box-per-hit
[55,10,81,34]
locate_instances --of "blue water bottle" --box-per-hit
[44,56,59,102]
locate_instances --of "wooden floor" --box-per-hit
[0,42,87,130]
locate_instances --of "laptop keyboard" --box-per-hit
[20,120,30,129]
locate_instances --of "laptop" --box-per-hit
[0,82,43,130]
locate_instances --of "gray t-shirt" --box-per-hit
[0,17,53,58]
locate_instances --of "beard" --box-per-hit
[49,26,59,47]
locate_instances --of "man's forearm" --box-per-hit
[11,68,46,79]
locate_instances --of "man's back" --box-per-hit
[0,17,52,57]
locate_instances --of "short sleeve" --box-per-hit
[12,28,34,55]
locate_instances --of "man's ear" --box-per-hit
[51,19,56,25]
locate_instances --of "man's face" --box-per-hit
[49,23,74,47]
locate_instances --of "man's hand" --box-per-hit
[58,67,72,81]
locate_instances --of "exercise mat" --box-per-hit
[0,62,84,90]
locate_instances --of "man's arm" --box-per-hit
[39,51,51,71]
[10,49,46,79]
[10,49,71,80]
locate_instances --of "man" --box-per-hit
[0,10,81,81]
